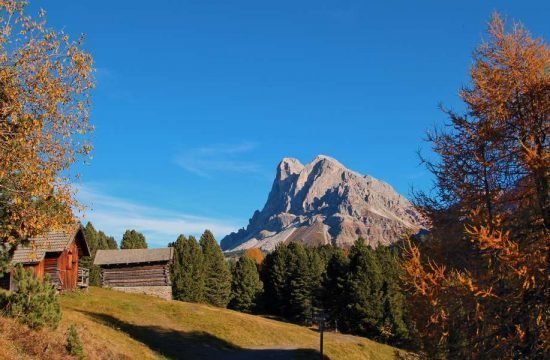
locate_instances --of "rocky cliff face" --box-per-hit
[221,155,425,251]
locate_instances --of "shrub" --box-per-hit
[6,265,61,329]
[67,324,85,359]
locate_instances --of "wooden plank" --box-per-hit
[101,264,169,272]
[102,268,166,276]
[105,281,170,287]
[104,278,170,284]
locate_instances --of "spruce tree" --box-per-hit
[322,248,350,329]
[260,243,290,315]
[200,230,231,307]
[375,246,409,344]
[307,248,325,319]
[343,238,384,338]
[171,234,204,302]
[286,242,314,324]
[81,222,118,286]
[229,254,263,312]
[120,229,148,249]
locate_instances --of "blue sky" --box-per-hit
[31,1,549,247]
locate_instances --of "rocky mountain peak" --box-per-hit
[277,157,304,181]
[221,155,426,252]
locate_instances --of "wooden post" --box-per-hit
[320,318,324,360]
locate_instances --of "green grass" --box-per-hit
[59,287,408,360]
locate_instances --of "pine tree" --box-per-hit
[229,254,263,312]
[200,230,231,307]
[7,266,61,329]
[171,234,204,302]
[343,238,384,338]
[120,229,147,249]
[66,324,85,360]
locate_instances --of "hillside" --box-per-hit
[222,155,425,251]
[1,288,408,360]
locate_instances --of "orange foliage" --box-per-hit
[244,248,265,265]
[0,1,93,251]
[403,14,549,358]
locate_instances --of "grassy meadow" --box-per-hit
[1,287,410,359]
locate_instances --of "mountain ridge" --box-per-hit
[221,155,425,251]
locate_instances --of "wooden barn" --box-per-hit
[93,248,173,300]
[0,225,91,291]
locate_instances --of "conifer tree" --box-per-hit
[322,248,350,328]
[343,238,383,338]
[81,222,118,286]
[307,248,325,318]
[171,234,204,302]
[375,246,409,344]
[200,230,231,307]
[286,242,314,324]
[403,15,549,358]
[260,243,291,315]
[244,248,265,266]
[7,266,61,329]
[120,229,147,249]
[229,254,263,312]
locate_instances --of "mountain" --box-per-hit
[221,155,425,251]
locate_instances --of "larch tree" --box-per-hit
[120,229,147,249]
[199,230,231,307]
[0,0,93,273]
[403,14,549,359]
[244,247,264,266]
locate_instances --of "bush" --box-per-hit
[0,288,10,310]
[67,324,85,359]
[6,265,61,329]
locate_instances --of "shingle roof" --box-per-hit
[11,225,86,264]
[94,248,173,266]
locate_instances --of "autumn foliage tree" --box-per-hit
[403,14,549,359]
[244,247,264,266]
[0,0,93,272]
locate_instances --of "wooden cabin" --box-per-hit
[94,248,173,300]
[1,225,91,291]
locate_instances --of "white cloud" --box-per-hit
[75,184,241,248]
[175,142,262,177]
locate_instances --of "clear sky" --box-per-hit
[30,1,549,247]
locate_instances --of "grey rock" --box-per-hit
[221,155,425,251]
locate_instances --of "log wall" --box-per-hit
[100,263,171,287]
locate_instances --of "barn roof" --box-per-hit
[94,248,173,266]
[11,224,90,264]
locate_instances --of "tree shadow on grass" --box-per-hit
[81,311,328,360]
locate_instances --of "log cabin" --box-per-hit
[94,248,173,300]
[0,225,91,291]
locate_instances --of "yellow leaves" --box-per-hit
[0,0,93,244]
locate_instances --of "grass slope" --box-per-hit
[3,287,408,359]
